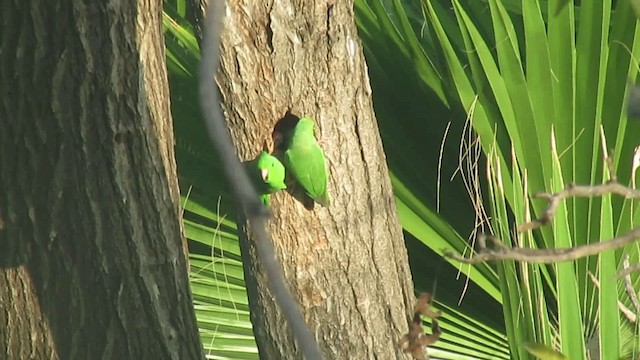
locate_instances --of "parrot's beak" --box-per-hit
[261,168,269,181]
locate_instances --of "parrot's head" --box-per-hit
[257,151,287,190]
[297,117,316,134]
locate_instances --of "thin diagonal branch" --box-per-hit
[617,261,640,279]
[198,2,322,359]
[622,256,640,317]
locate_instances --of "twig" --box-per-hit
[616,261,640,279]
[588,272,636,323]
[517,155,639,232]
[621,256,640,318]
[446,153,640,264]
[444,230,640,264]
[198,3,322,359]
[518,181,640,232]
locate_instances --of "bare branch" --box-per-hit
[198,3,322,359]
[518,181,640,232]
[517,154,632,232]
[445,152,640,264]
[444,230,640,264]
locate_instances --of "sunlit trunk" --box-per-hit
[209,1,416,358]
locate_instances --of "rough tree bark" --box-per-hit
[0,1,204,359]
[212,0,417,358]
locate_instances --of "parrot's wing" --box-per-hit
[285,144,329,206]
[306,146,329,206]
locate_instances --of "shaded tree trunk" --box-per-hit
[212,0,416,358]
[0,0,204,359]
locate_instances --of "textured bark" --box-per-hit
[0,0,203,359]
[215,1,416,358]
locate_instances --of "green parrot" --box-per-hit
[244,151,287,205]
[282,117,330,206]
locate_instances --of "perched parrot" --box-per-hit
[244,151,287,205]
[282,117,330,206]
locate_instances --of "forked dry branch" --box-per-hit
[445,155,640,265]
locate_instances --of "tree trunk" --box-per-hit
[0,1,203,359]
[214,1,416,358]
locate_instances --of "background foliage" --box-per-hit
[164,0,640,358]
